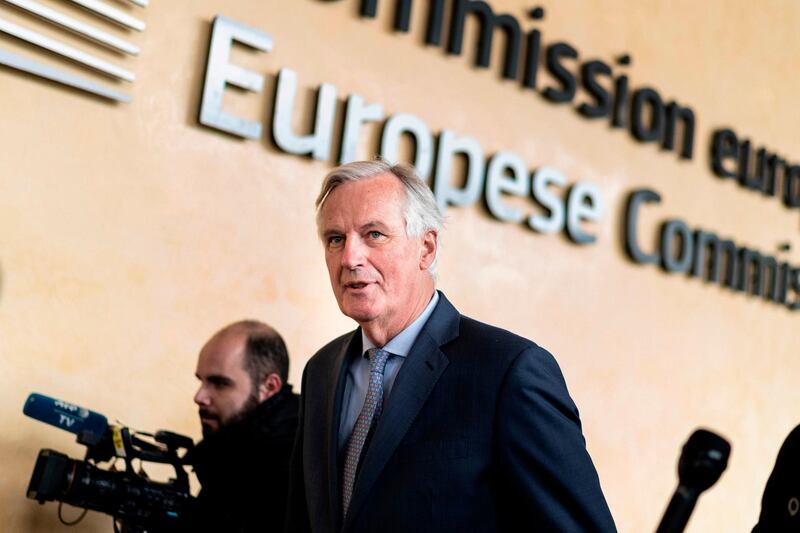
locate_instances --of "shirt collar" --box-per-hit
[361,291,440,359]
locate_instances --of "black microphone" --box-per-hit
[23,392,109,445]
[752,424,800,532]
[656,428,731,533]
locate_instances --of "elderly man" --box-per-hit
[188,320,299,533]
[286,160,615,532]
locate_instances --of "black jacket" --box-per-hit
[187,385,300,533]
[753,424,800,533]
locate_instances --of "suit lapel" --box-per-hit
[324,330,361,533]
[342,293,460,531]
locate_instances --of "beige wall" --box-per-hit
[1,0,799,531]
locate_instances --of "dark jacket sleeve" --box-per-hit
[494,346,617,532]
[285,367,312,533]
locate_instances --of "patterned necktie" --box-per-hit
[341,347,390,517]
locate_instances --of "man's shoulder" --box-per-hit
[306,329,357,369]
[457,313,541,353]
[444,312,563,375]
[271,387,301,421]
[427,293,555,367]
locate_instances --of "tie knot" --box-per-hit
[366,348,390,375]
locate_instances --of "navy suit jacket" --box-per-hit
[286,293,616,532]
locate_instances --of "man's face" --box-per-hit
[194,331,258,437]
[319,173,435,338]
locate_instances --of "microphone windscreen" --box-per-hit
[23,392,108,441]
[678,429,731,491]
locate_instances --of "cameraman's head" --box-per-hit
[194,320,289,437]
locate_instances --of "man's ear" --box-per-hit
[419,229,438,270]
[258,372,283,402]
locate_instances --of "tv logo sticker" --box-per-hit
[58,414,76,428]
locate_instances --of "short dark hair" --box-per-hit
[222,320,289,388]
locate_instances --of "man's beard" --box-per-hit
[199,392,260,438]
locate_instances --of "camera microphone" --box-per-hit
[656,428,731,533]
[23,392,108,445]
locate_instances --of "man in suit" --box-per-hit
[286,160,616,532]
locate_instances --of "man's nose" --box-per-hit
[341,236,366,269]
[194,385,209,406]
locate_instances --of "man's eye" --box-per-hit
[328,236,344,246]
[369,231,383,239]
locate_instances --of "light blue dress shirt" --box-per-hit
[337,291,440,452]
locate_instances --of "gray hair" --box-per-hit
[315,158,444,277]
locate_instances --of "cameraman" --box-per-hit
[186,320,299,532]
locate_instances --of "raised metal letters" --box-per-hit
[0,0,148,101]
[66,0,145,31]
[199,16,272,139]
[272,68,336,160]
[528,166,566,233]
[566,182,602,244]
[380,113,433,179]
[484,151,529,223]
[433,130,485,212]
[624,188,800,309]
[3,0,139,55]
[0,17,134,80]
[339,94,384,164]
[624,188,661,264]
[0,47,130,102]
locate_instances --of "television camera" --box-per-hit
[23,392,195,532]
